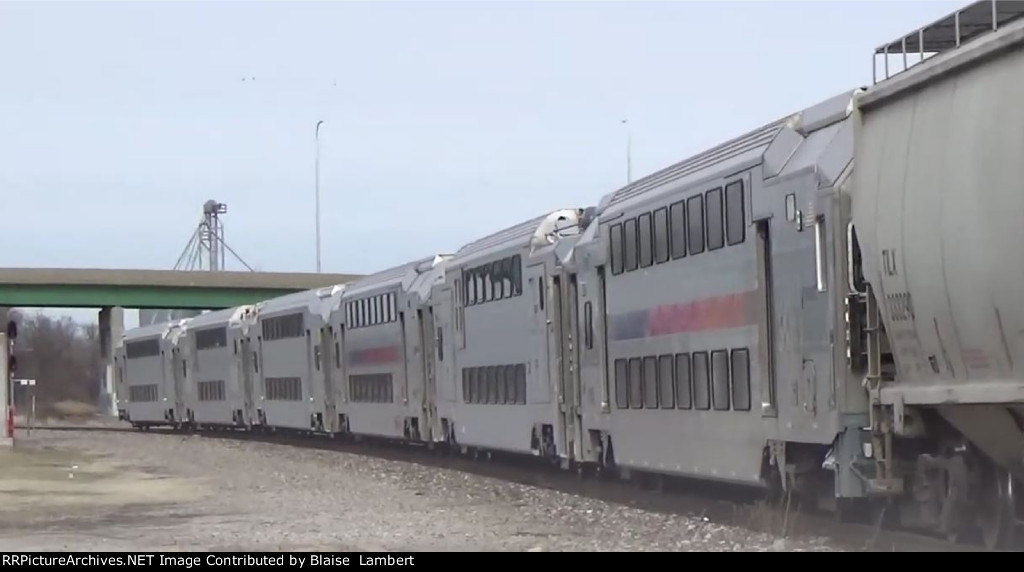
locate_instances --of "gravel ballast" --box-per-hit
[0,428,844,552]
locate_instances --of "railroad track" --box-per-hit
[16,423,1001,552]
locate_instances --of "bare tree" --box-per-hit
[9,310,103,417]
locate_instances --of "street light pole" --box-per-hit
[315,120,324,273]
[622,119,632,184]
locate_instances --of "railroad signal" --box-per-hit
[6,320,14,358]
[6,320,15,374]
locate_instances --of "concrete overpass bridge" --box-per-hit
[0,267,362,428]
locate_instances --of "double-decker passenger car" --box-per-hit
[330,255,448,443]
[438,209,588,463]
[249,287,338,433]
[179,305,258,429]
[572,90,863,495]
[115,319,188,429]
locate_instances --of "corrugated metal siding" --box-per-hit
[450,213,549,264]
[256,288,325,313]
[345,255,436,295]
[604,117,789,209]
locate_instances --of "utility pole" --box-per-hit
[622,119,632,184]
[315,120,324,273]
[1,316,15,446]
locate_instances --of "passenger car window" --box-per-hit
[609,224,624,275]
[670,200,686,259]
[628,357,642,408]
[643,356,658,408]
[615,359,628,408]
[692,351,710,410]
[726,180,745,246]
[731,349,751,411]
[706,187,724,251]
[687,195,704,255]
[623,218,638,271]
[675,353,691,409]
[659,355,674,409]
[653,207,669,264]
[638,213,653,268]
[711,349,730,410]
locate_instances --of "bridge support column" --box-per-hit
[0,307,11,446]
[98,306,123,418]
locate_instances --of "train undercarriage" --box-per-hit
[839,279,1024,549]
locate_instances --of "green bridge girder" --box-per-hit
[0,268,361,310]
[0,284,314,310]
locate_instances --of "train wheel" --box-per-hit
[978,466,1014,550]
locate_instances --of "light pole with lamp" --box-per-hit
[623,119,633,184]
[315,120,324,273]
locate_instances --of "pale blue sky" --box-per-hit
[0,0,963,326]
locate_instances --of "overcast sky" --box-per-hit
[0,0,963,327]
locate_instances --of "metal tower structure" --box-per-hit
[140,200,255,327]
[173,200,254,272]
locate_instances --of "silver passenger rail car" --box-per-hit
[332,255,446,443]
[115,319,189,429]
[250,287,336,434]
[401,254,452,445]
[439,209,588,464]
[570,89,867,502]
[317,283,346,435]
[179,305,258,430]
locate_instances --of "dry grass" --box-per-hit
[737,493,803,539]
[50,400,98,420]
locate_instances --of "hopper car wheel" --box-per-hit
[979,466,1015,550]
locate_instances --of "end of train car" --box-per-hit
[437,208,590,465]
[330,254,450,444]
[116,318,190,430]
[848,0,1024,547]
[565,85,871,510]
[178,304,258,430]
[249,286,341,435]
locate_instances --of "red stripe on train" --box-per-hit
[647,290,757,336]
[348,345,401,365]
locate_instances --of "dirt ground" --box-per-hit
[0,424,844,552]
[0,437,205,551]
